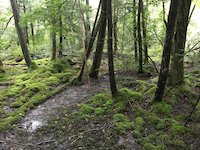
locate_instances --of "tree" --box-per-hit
[10,0,32,67]
[133,0,138,61]
[169,0,191,85]
[89,0,107,78]
[141,0,148,63]
[153,0,179,102]
[107,0,117,97]
[113,0,118,52]
[137,0,144,74]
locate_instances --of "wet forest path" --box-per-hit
[0,75,114,149]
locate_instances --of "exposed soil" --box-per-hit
[0,75,135,150]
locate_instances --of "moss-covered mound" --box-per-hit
[0,57,79,131]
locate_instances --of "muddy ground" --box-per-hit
[0,74,140,150]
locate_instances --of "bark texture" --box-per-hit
[10,0,31,67]
[169,0,191,85]
[89,0,107,78]
[107,0,117,97]
[133,0,138,61]
[137,0,144,74]
[154,0,179,102]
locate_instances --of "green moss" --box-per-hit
[172,139,185,148]
[0,66,5,74]
[169,125,197,136]
[30,61,38,70]
[142,143,156,150]
[135,117,145,126]
[115,88,143,103]
[10,101,23,108]
[94,107,104,115]
[147,114,160,125]
[115,121,134,133]
[0,108,5,114]
[145,85,157,96]
[132,80,147,92]
[156,118,179,130]
[53,73,72,82]
[151,102,172,117]
[79,104,94,114]
[133,130,142,137]
[87,94,108,106]
[26,83,47,92]
[45,76,60,86]
[132,105,149,117]
[113,114,129,123]
[137,137,150,145]
[77,114,92,120]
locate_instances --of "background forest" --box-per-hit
[0,0,200,149]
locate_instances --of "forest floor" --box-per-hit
[0,54,200,150]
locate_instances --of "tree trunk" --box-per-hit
[154,0,179,102]
[169,0,191,85]
[89,0,107,78]
[113,0,118,52]
[10,0,31,67]
[133,0,138,61]
[59,12,63,57]
[78,1,101,81]
[107,0,117,97]
[137,0,144,74]
[23,1,29,44]
[141,0,148,63]
[85,0,91,50]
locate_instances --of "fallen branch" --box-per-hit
[185,95,200,127]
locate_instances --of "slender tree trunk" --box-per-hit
[169,0,191,85]
[107,0,117,97]
[89,0,107,78]
[133,0,138,61]
[85,0,91,50]
[78,0,101,81]
[113,0,118,52]
[30,23,35,45]
[137,0,144,74]
[10,0,31,67]
[141,0,148,63]
[59,13,63,57]
[23,2,29,44]
[154,0,179,102]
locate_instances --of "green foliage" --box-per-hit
[146,114,160,125]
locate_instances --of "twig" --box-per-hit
[164,77,188,98]
[185,95,200,126]
[0,15,13,38]
[162,0,167,27]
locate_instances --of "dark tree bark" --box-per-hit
[133,0,138,61]
[59,12,63,57]
[89,0,107,78]
[10,0,31,67]
[141,0,148,63]
[85,0,91,50]
[78,0,101,81]
[107,0,117,97]
[154,0,179,102]
[113,0,118,52]
[137,0,144,74]
[51,0,56,60]
[23,1,29,44]
[30,23,35,45]
[169,0,191,85]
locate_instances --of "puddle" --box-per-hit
[23,120,43,132]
